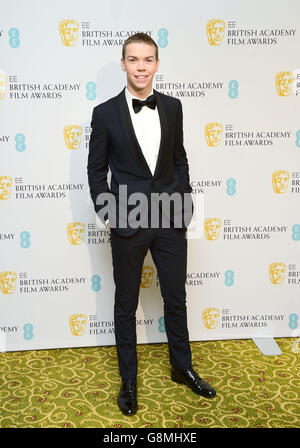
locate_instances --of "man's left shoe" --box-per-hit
[171,367,216,398]
[117,378,138,415]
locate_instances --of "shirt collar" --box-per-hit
[125,86,154,104]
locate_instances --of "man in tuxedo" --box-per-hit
[87,33,216,416]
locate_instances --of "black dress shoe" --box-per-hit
[171,367,216,398]
[117,378,138,415]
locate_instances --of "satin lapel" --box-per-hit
[118,88,152,176]
[153,90,168,178]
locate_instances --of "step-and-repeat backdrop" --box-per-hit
[1,0,299,351]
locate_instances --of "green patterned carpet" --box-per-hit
[0,338,299,428]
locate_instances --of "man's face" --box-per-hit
[121,42,159,98]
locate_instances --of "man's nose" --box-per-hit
[137,60,146,70]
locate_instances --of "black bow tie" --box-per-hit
[132,94,156,113]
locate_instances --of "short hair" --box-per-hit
[122,32,159,60]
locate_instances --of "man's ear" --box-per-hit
[120,58,126,71]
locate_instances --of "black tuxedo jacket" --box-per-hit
[87,88,193,236]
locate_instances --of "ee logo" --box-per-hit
[158,316,165,333]
[224,270,234,286]
[9,28,20,48]
[23,323,34,340]
[296,130,300,147]
[15,133,26,152]
[86,81,96,100]
[228,80,239,99]
[291,224,300,241]
[158,28,168,48]
[91,275,101,291]
[20,231,31,248]
[289,314,299,330]
[226,178,237,196]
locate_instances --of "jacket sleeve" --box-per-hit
[174,101,192,193]
[87,106,110,215]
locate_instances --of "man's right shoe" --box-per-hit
[171,367,216,398]
[117,378,138,416]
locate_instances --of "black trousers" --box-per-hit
[110,226,192,380]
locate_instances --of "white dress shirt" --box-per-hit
[125,87,161,175]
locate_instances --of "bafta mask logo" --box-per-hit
[206,19,226,46]
[272,170,290,194]
[275,72,294,96]
[0,71,6,100]
[59,20,79,46]
[205,123,223,147]
[269,262,286,284]
[63,125,82,149]
[141,266,154,288]
[0,271,17,294]
[69,314,87,336]
[204,218,221,240]
[202,307,220,329]
[0,176,13,200]
[67,222,85,245]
